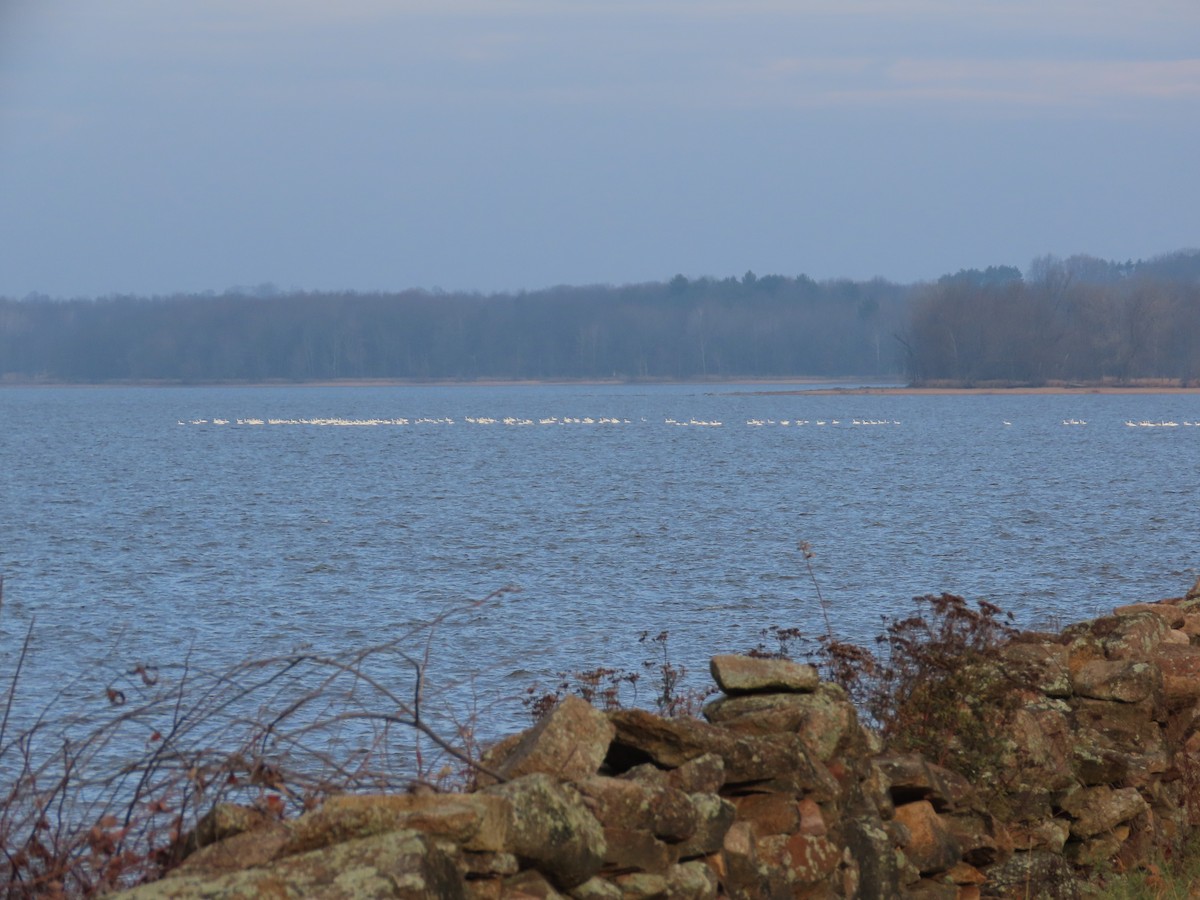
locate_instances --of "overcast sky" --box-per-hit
[1,1,1198,297]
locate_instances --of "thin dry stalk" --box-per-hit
[0,587,517,897]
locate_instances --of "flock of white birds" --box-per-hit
[173,416,1200,428]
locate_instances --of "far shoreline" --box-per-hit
[3,377,1200,395]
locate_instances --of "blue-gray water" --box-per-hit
[3,384,1199,736]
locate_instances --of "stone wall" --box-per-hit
[120,582,1200,898]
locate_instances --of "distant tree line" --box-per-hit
[1,250,1198,384]
[0,274,908,382]
[904,250,1200,385]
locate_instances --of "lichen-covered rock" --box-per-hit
[482,774,606,889]
[905,879,958,899]
[458,850,520,880]
[873,753,974,812]
[1057,785,1149,839]
[664,752,726,795]
[1070,698,1168,786]
[841,813,902,899]
[612,871,669,899]
[185,803,279,856]
[623,752,726,796]
[568,876,623,899]
[1152,643,1200,706]
[118,828,467,899]
[1062,831,1126,867]
[174,825,291,878]
[608,710,839,798]
[504,868,567,898]
[730,793,801,837]
[664,860,718,899]
[607,709,733,770]
[982,850,1083,899]
[1114,602,1186,629]
[574,775,696,842]
[708,655,819,695]
[717,821,760,900]
[996,701,1077,794]
[941,811,1012,868]
[999,641,1071,697]
[673,794,735,859]
[703,683,858,761]
[755,832,841,887]
[486,695,615,784]
[1070,658,1161,703]
[283,792,511,856]
[597,826,675,875]
[1099,611,1172,660]
[1005,817,1070,854]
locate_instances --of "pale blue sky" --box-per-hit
[1,1,1198,297]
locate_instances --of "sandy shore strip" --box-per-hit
[750,385,1200,396]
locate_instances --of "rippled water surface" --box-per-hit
[3,384,1200,731]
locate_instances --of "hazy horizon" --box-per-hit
[2,1,1197,298]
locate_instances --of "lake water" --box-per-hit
[3,383,1199,741]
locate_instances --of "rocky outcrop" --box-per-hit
[117,591,1200,899]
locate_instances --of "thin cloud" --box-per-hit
[888,58,1200,104]
[752,56,1200,109]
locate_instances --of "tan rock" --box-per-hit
[1058,785,1148,839]
[873,753,974,811]
[568,876,622,900]
[489,695,615,783]
[664,753,726,795]
[756,832,841,887]
[575,775,696,843]
[1181,613,1200,641]
[1062,832,1124,867]
[483,774,606,889]
[608,709,839,797]
[504,868,568,898]
[796,797,828,837]
[1152,643,1200,705]
[996,701,1076,794]
[1114,602,1186,629]
[703,684,858,761]
[718,821,758,897]
[945,861,986,885]
[893,800,962,876]
[1070,659,1160,703]
[1005,818,1070,854]
[1063,612,1171,663]
[665,860,718,899]
[982,850,1082,899]
[283,792,510,856]
[730,793,801,836]
[607,709,732,769]
[941,811,1012,868]
[1070,697,1168,786]
[674,794,735,859]
[185,803,278,856]
[999,642,1071,697]
[708,655,819,694]
[118,828,467,899]
[841,815,903,898]
[599,827,675,875]
[174,824,291,877]
[458,851,520,878]
[612,872,669,899]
